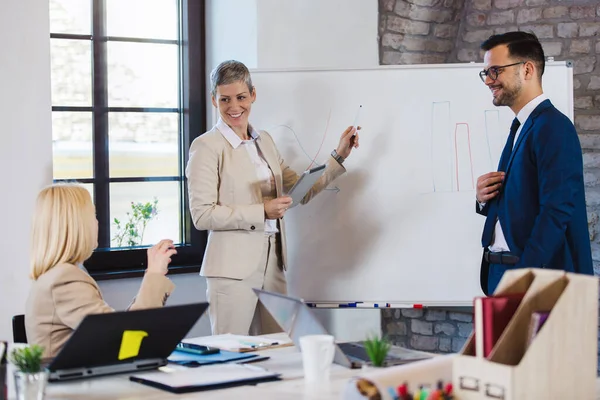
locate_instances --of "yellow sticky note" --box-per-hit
[118,330,148,360]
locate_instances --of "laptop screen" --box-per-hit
[253,289,351,367]
[49,303,208,373]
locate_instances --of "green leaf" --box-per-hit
[363,335,391,367]
[9,345,44,373]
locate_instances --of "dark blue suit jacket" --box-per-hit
[478,99,593,293]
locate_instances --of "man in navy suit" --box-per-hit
[476,31,593,295]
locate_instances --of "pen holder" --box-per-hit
[453,268,598,400]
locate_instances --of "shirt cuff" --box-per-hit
[477,200,486,211]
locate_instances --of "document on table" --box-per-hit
[182,334,293,353]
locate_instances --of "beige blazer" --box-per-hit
[186,127,345,280]
[25,263,175,358]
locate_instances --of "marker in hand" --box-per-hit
[350,105,362,145]
[352,105,362,136]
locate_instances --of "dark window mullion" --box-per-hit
[181,0,207,252]
[92,0,110,248]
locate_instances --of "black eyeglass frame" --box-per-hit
[479,62,526,83]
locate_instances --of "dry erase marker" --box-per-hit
[352,105,362,136]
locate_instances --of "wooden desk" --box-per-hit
[12,334,600,400]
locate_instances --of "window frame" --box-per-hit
[50,0,207,280]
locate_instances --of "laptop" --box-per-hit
[47,302,208,381]
[253,289,432,369]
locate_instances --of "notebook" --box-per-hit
[130,363,280,393]
[47,303,208,381]
[474,293,525,358]
[525,311,550,348]
[167,349,258,366]
[253,289,432,368]
[182,333,293,353]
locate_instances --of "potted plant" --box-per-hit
[9,345,47,400]
[363,335,391,368]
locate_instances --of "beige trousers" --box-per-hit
[206,234,287,335]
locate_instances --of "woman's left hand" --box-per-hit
[335,125,360,159]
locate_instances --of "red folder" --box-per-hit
[474,293,525,358]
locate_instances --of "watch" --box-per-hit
[331,149,345,165]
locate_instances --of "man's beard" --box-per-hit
[492,78,522,107]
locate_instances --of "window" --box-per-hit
[49,0,207,278]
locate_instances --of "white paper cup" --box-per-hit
[299,334,335,385]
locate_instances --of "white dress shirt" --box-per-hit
[217,119,278,235]
[488,93,548,252]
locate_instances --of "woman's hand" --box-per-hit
[264,196,293,219]
[335,125,361,159]
[147,239,177,275]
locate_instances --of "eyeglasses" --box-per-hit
[479,62,525,83]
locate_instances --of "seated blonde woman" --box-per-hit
[25,184,177,358]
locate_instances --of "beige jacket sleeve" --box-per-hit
[186,137,265,232]
[52,268,174,329]
[127,273,176,310]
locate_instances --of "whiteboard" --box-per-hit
[247,62,573,305]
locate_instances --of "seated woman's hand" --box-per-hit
[264,196,293,219]
[147,239,178,275]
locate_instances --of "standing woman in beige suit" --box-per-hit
[186,60,359,335]
[25,184,177,358]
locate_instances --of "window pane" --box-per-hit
[107,42,178,108]
[51,39,92,106]
[50,0,91,35]
[109,113,179,178]
[110,182,181,248]
[81,183,94,202]
[52,112,93,179]
[107,0,178,40]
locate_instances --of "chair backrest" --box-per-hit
[12,315,27,343]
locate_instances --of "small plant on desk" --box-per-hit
[364,335,391,367]
[10,344,49,399]
[9,345,44,373]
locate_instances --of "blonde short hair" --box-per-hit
[30,184,96,280]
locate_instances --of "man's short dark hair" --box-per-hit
[481,31,545,79]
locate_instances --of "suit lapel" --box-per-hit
[255,134,283,195]
[505,100,552,173]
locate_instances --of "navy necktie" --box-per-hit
[481,118,521,247]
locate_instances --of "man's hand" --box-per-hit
[476,172,505,203]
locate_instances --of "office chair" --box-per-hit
[12,314,27,343]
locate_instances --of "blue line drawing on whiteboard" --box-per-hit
[453,123,475,191]
[484,110,501,170]
[430,101,453,192]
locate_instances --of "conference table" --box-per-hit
[41,333,356,400]
[16,333,600,400]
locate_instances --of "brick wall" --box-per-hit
[379,0,600,366]
[379,0,467,64]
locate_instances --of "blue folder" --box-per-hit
[167,349,257,367]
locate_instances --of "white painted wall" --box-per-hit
[256,0,379,69]
[98,275,211,338]
[0,0,53,341]
[205,0,259,69]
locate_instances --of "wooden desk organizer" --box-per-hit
[453,268,598,399]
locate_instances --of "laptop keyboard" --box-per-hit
[337,342,373,361]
